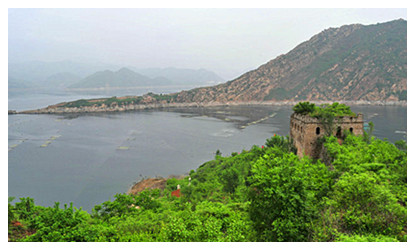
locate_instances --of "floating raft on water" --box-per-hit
[9,144,19,151]
[40,135,61,148]
[245,112,277,127]
[395,130,407,134]
[40,141,52,147]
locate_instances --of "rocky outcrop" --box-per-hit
[127,175,186,195]
[128,178,167,195]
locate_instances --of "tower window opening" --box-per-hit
[336,126,342,137]
[316,127,320,135]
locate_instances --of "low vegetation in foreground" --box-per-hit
[8,124,406,242]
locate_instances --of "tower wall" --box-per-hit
[290,113,364,158]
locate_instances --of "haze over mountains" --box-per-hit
[8,60,120,88]
[67,68,172,89]
[8,61,224,91]
[134,68,224,85]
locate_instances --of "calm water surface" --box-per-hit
[8,95,407,211]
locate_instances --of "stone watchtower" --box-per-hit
[290,112,364,158]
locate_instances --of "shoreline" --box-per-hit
[13,100,407,115]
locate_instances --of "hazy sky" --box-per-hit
[8,8,407,80]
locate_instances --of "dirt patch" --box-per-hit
[127,175,187,195]
[127,178,167,195]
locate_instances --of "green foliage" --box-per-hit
[335,233,400,242]
[220,167,239,194]
[293,102,356,137]
[248,149,331,241]
[63,99,95,108]
[62,96,146,108]
[325,172,405,237]
[14,197,37,222]
[8,197,16,225]
[265,134,297,154]
[93,191,161,221]
[12,199,93,242]
[8,128,406,242]
[293,102,356,118]
[61,92,179,109]
[215,149,222,159]
[292,101,316,115]
[397,90,407,101]
[363,121,375,143]
[312,102,356,118]
[265,87,290,100]
[395,140,407,152]
[318,134,407,241]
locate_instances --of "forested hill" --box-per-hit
[174,19,407,103]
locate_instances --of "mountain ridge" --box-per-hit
[9,60,224,90]
[173,19,406,103]
[68,67,167,89]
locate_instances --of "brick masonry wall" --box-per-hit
[290,113,364,158]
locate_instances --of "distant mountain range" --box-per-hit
[43,72,83,89]
[134,67,224,85]
[67,67,224,89]
[173,19,406,103]
[8,61,224,90]
[67,68,172,89]
[8,60,120,88]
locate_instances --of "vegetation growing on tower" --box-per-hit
[293,102,356,117]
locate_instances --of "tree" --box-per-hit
[292,102,316,115]
[247,148,330,241]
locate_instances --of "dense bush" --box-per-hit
[248,148,331,241]
[293,102,356,117]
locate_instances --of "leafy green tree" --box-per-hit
[221,167,239,194]
[319,171,406,241]
[293,101,316,115]
[363,121,375,143]
[265,134,296,154]
[395,140,407,152]
[248,148,330,241]
[21,202,91,242]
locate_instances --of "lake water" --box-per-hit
[8,93,407,211]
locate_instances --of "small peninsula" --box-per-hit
[17,92,406,115]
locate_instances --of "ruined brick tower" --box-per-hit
[290,112,364,158]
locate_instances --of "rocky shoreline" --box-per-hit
[13,100,407,115]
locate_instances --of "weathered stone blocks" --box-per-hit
[290,113,363,158]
